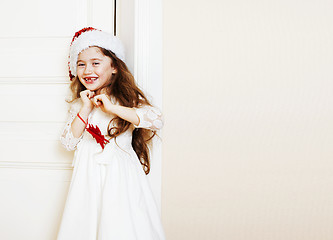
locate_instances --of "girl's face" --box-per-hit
[76,46,117,93]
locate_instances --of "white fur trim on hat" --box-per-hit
[68,28,125,79]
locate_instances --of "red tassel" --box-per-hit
[86,124,109,149]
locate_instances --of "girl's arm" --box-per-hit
[71,90,95,138]
[106,104,140,126]
[93,94,163,130]
[61,90,95,151]
[70,106,93,137]
[93,94,139,125]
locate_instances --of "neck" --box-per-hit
[96,87,107,95]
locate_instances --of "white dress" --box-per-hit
[57,100,165,240]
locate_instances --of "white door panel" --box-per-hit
[0,0,85,37]
[0,84,69,121]
[0,168,72,239]
[0,38,70,78]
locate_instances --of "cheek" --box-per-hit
[99,67,112,78]
[76,69,85,78]
[76,68,83,77]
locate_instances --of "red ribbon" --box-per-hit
[77,113,109,149]
[86,124,109,149]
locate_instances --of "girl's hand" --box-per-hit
[80,90,95,111]
[92,94,114,114]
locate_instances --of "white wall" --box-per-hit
[162,1,333,239]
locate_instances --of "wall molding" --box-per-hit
[0,77,69,84]
[134,0,149,91]
[134,0,163,107]
[0,161,72,170]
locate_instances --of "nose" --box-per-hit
[84,64,93,74]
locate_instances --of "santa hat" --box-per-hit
[68,27,125,80]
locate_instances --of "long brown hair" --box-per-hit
[69,47,156,174]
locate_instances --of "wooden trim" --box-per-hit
[0,161,73,170]
[134,0,163,106]
[0,77,69,84]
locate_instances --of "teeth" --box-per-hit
[84,77,98,83]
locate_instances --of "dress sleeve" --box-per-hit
[60,101,83,151]
[133,104,164,130]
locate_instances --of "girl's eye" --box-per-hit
[93,62,100,66]
[77,63,85,67]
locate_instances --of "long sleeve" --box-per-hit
[133,104,164,130]
[60,101,83,151]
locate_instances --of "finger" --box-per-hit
[90,99,98,108]
[80,90,90,97]
[80,91,89,100]
[88,91,95,99]
[92,96,101,106]
[97,94,109,102]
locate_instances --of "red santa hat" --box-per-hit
[68,27,125,80]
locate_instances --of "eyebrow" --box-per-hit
[77,58,103,63]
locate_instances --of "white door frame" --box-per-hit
[118,0,163,209]
[135,0,163,210]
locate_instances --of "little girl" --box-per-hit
[57,27,165,240]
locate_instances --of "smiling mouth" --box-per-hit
[84,77,98,84]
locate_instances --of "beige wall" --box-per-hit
[162,1,333,239]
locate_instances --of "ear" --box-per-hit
[112,67,118,74]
